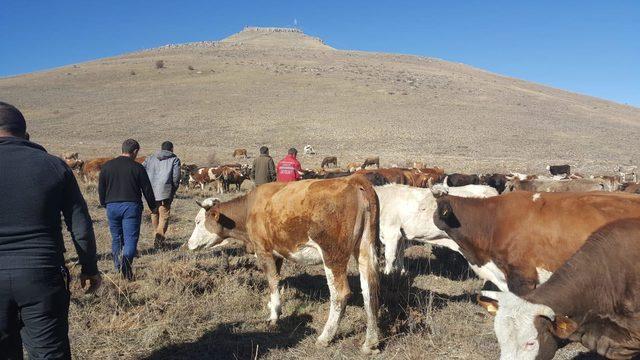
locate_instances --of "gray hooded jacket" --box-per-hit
[143,150,181,201]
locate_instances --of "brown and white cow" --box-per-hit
[347,162,362,172]
[433,191,640,295]
[188,167,223,191]
[187,176,381,353]
[480,218,640,360]
[232,148,248,158]
[62,152,84,173]
[320,156,338,168]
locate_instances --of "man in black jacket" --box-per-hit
[0,102,101,359]
[98,139,156,280]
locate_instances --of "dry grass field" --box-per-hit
[2,27,637,359]
[65,182,597,360]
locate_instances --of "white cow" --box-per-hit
[376,183,498,274]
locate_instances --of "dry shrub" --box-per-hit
[155,60,165,69]
[188,65,194,71]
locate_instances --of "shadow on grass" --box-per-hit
[143,314,314,360]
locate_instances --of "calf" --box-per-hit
[361,156,380,169]
[446,173,480,187]
[480,218,640,360]
[232,148,248,158]
[320,156,338,168]
[188,176,381,353]
[221,166,247,192]
[547,164,570,176]
[376,184,498,274]
[433,191,640,295]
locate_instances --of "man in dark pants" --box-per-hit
[0,102,101,359]
[98,139,156,281]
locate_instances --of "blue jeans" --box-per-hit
[106,202,142,280]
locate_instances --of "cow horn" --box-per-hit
[431,184,449,197]
[195,200,204,208]
[535,304,556,320]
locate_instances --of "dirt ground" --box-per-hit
[62,181,599,360]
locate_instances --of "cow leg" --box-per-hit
[357,233,381,354]
[316,261,350,348]
[257,254,281,325]
[381,228,404,275]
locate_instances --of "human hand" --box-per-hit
[80,273,102,294]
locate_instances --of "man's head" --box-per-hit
[161,141,174,152]
[288,148,298,157]
[260,146,269,155]
[122,138,140,157]
[0,102,27,138]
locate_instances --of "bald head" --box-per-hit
[0,102,26,138]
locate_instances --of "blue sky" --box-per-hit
[1,0,638,106]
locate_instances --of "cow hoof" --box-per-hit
[315,338,330,348]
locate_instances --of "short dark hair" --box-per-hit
[0,102,26,137]
[288,148,297,156]
[122,139,140,155]
[161,141,173,151]
[260,146,269,155]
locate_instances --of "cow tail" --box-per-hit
[349,175,380,318]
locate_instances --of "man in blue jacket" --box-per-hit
[143,141,181,247]
[0,102,101,359]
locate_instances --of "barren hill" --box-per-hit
[1,27,638,173]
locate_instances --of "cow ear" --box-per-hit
[550,315,578,339]
[211,209,220,222]
[438,201,461,228]
[477,294,499,316]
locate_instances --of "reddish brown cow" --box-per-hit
[187,176,381,353]
[320,156,338,168]
[433,191,640,295]
[221,166,247,192]
[481,219,640,359]
[81,157,113,182]
[355,168,410,185]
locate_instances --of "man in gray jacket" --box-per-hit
[143,141,181,247]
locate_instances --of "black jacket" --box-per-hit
[0,137,98,275]
[98,156,156,209]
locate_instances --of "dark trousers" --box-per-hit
[0,267,71,360]
[106,202,142,280]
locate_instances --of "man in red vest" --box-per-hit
[276,148,303,182]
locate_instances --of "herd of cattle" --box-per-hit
[62,150,640,359]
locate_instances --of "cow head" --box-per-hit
[479,291,578,360]
[188,198,236,250]
[433,196,461,230]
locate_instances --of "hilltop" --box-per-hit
[1,27,639,173]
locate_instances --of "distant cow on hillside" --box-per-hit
[233,148,248,158]
[361,157,380,169]
[303,145,316,155]
[547,164,570,176]
[321,156,338,168]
